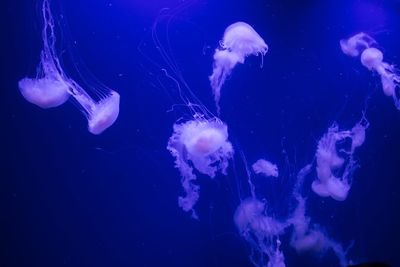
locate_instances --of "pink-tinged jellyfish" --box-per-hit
[209,22,268,112]
[289,196,349,267]
[234,198,287,267]
[18,0,120,135]
[340,32,376,57]
[289,166,349,267]
[341,33,400,109]
[252,159,279,178]
[167,118,234,217]
[360,48,400,102]
[18,0,70,109]
[312,118,368,201]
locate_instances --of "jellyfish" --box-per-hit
[167,118,234,217]
[209,22,268,112]
[340,32,376,57]
[18,0,120,135]
[341,33,400,109]
[360,47,400,102]
[311,118,368,201]
[252,159,279,178]
[289,195,349,267]
[234,198,287,267]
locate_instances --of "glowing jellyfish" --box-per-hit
[18,0,120,135]
[18,0,70,109]
[252,159,279,178]
[341,33,400,109]
[167,118,234,217]
[340,32,376,57]
[289,196,349,267]
[209,22,268,112]
[312,118,368,201]
[234,198,287,267]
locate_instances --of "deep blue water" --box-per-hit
[3,0,400,266]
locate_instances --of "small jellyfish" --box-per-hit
[340,32,376,57]
[289,195,349,267]
[234,198,287,267]
[312,118,368,201]
[252,159,279,178]
[18,0,70,109]
[341,33,400,109]
[167,118,234,217]
[360,48,400,101]
[18,0,120,135]
[209,22,268,112]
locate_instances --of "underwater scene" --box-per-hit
[3,0,400,266]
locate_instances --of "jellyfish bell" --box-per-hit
[87,91,120,135]
[184,122,227,157]
[291,229,327,254]
[222,22,268,59]
[252,159,279,178]
[167,118,234,215]
[234,198,266,235]
[234,198,287,267]
[311,178,350,202]
[210,21,268,112]
[18,77,70,109]
[360,47,384,70]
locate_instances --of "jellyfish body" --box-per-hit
[18,0,120,134]
[234,198,287,267]
[210,22,268,112]
[289,195,349,267]
[167,118,234,216]
[18,76,70,109]
[252,159,279,178]
[360,48,400,99]
[340,32,376,57]
[341,33,400,109]
[312,119,367,201]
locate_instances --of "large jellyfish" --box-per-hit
[341,33,400,109]
[209,22,268,112]
[167,117,234,217]
[141,8,235,217]
[18,0,120,135]
[312,118,368,201]
[234,198,287,267]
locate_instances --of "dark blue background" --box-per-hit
[2,0,400,266]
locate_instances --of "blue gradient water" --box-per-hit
[3,1,400,266]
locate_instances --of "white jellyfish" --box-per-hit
[289,196,349,267]
[312,118,368,201]
[234,198,287,267]
[341,33,400,109]
[209,22,268,112]
[340,32,376,57]
[18,0,120,135]
[252,159,279,178]
[287,166,349,267]
[167,118,234,217]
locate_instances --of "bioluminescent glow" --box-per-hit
[312,118,368,201]
[252,159,279,178]
[18,0,120,134]
[210,22,268,112]
[167,118,233,217]
[341,32,400,109]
